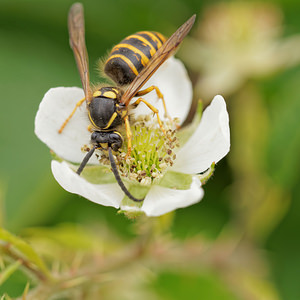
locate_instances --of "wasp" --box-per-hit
[59,3,195,201]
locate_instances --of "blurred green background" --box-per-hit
[1,0,300,299]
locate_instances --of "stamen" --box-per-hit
[87,115,180,185]
[117,116,180,183]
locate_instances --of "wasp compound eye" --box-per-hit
[109,132,123,151]
[91,131,99,142]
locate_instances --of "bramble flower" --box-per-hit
[35,57,230,217]
[180,2,300,99]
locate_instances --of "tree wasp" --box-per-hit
[59,3,195,202]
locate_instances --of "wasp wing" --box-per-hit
[121,15,196,105]
[68,3,93,102]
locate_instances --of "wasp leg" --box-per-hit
[58,97,86,133]
[124,115,132,157]
[133,97,172,140]
[87,124,94,132]
[135,86,173,124]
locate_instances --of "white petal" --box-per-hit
[141,177,203,217]
[51,160,123,208]
[35,87,98,164]
[172,95,230,174]
[130,57,192,125]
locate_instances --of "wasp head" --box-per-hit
[91,130,123,152]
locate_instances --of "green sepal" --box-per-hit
[121,185,150,208]
[159,171,193,190]
[196,99,203,119]
[66,163,116,184]
[50,150,63,162]
[118,184,150,218]
[118,209,146,219]
[197,162,215,185]
[79,165,116,184]
[51,152,116,185]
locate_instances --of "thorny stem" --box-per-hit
[13,221,263,300]
[16,216,156,299]
[2,243,49,282]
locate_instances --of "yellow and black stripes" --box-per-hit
[104,31,166,85]
[92,87,120,99]
[88,87,125,130]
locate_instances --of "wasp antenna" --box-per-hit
[108,147,144,202]
[77,145,96,175]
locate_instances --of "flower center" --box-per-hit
[100,116,179,185]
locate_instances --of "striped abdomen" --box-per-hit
[104,31,166,86]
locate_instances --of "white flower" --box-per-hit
[35,57,230,217]
[180,2,300,99]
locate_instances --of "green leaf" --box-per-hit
[0,260,22,286]
[0,228,50,278]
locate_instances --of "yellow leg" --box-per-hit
[58,97,85,133]
[124,115,132,157]
[135,86,173,123]
[133,97,171,139]
[87,124,94,132]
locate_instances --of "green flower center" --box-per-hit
[100,116,179,185]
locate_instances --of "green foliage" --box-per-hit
[153,271,239,300]
[1,0,300,299]
[0,228,50,278]
[0,260,22,286]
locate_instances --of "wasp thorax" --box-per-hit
[88,87,124,130]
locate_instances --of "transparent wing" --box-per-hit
[68,3,93,102]
[121,15,196,105]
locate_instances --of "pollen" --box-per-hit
[96,116,179,185]
[117,116,179,184]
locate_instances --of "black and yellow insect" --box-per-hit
[104,31,166,85]
[59,3,195,201]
